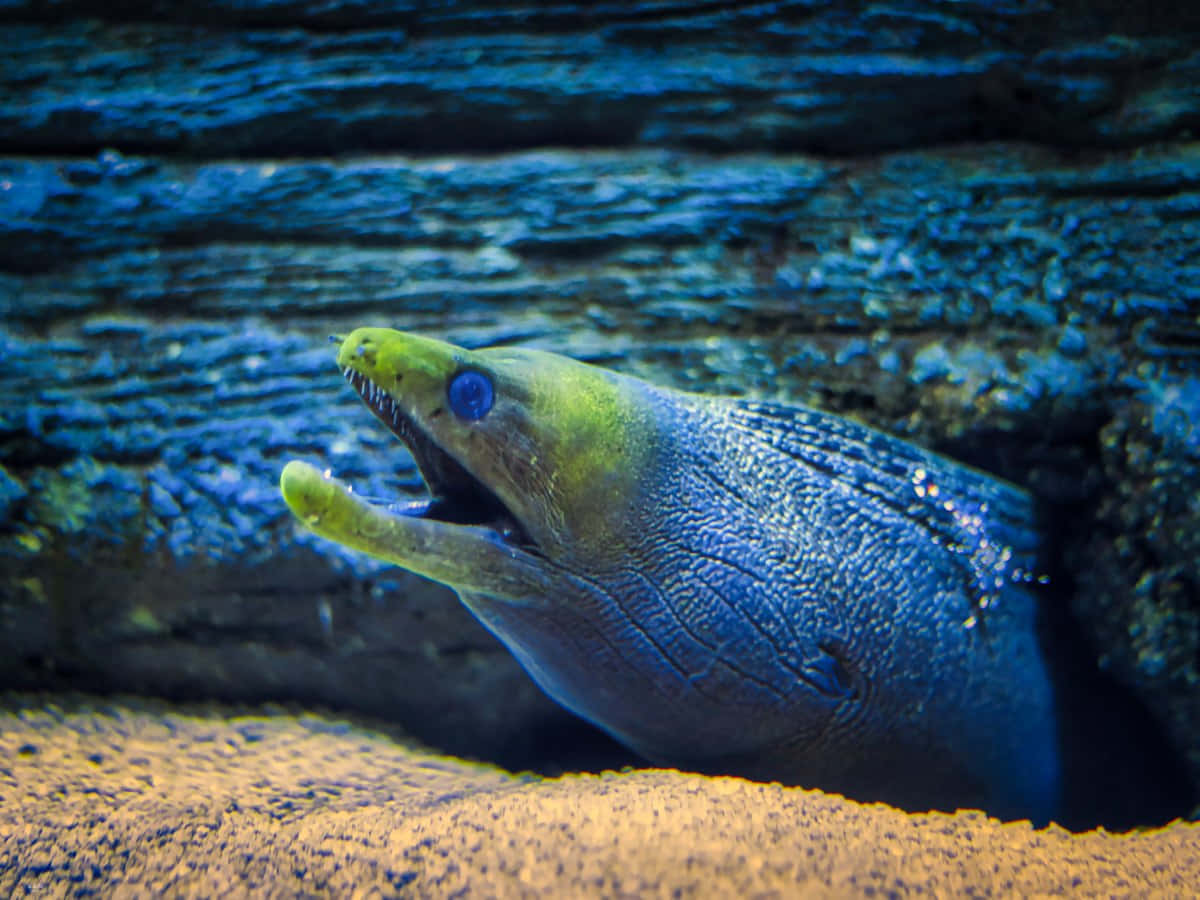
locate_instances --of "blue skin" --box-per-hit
[282,330,1062,823]
[474,391,1060,822]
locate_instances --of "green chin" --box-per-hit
[280,459,553,605]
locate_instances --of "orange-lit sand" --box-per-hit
[0,698,1195,897]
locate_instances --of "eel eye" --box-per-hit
[447,370,494,421]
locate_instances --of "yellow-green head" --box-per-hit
[281,327,663,598]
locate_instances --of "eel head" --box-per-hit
[280,327,660,605]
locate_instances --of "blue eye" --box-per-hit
[447,370,494,421]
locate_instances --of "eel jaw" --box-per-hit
[342,365,536,550]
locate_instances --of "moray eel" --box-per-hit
[281,328,1060,822]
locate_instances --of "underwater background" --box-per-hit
[0,1,1198,893]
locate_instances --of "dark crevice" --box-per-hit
[2,114,1197,165]
[1036,506,1196,830]
[0,0,761,37]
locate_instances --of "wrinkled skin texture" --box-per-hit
[282,328,1060,823]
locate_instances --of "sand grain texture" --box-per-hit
[0,699,1195,898]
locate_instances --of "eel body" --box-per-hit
[281,328,1060,822]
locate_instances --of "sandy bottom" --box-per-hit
[0,696,1195,898]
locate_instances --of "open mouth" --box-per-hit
[343,366,535,549]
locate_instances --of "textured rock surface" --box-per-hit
[4,143,1198,796]
[1,0,1198,809]
[2,1,1199,156]
[0,697,1196,897]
